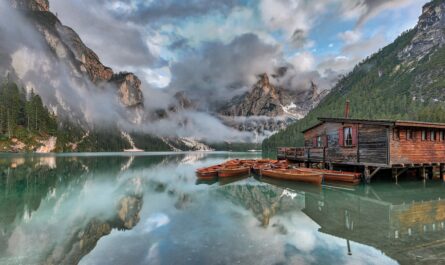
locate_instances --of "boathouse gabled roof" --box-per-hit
[301,117,445,133]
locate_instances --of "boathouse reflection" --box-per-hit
[301,182,445,264]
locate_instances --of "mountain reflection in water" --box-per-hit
[0,152,444,265]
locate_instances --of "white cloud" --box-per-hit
[259,0,330,47]
[338,30,362,45]
[340,0,420,27]
[289,52,316,72]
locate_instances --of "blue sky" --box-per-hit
[51,0,427,95]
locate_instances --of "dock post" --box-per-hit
[421,167,426,180]
[364,166,371,184]
[440,164,444,181]
[392,168,398,183]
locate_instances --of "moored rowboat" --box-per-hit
[196,165,220,179]
[252,163,271,174]
[218,166,250,178]
[261,168,323,185]
[296,168,361,184]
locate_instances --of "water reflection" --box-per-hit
[0,153,444,264]
[301,182,445,264]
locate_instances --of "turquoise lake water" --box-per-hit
[0,152,444,265]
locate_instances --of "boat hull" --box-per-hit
[196,171,218,179]
[296,168,361,184]
[261,169,323,185]
[218,167,250,178]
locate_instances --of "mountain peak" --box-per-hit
[399,0,445,61]
[419,0,445,30]
[259,73,270,87]
[9,0,49,11]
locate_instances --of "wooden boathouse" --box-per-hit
[277,117,445,183]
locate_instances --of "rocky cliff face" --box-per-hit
[8,0,143,107]
[397,0,445,102]
[220,74,284,117]
[219,73,326,135]
[399,0,445,62]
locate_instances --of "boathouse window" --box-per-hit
[316,136,323,147]
[394,129,400,140]
[441,131,445,141]
[407,129,413,140]
[421,130,426,141]
[431,131,436,141]
[343,127,353,147]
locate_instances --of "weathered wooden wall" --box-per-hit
[358,125,388,164]
[304,122,359,164]
[390,127,445,165]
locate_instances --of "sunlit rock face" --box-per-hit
[111,73,144,107]
[57,25,114,83]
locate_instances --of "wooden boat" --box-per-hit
[196,165,220,179]
[261,168,323,185]
[224,159,241,166]
[218,166,250,178]
[296,168,361,184]
[252,163,271,174]
[256,159,276,164]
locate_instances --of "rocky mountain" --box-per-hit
[1,0,326,151]
[0,0,216,152]
[219,73,326,136]
[263,0,445,150]
[7,0,143,108]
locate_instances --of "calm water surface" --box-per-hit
[0,152,444,265]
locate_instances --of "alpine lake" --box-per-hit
[0,152,444,265]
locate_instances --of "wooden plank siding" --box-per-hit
[358,125,388,164]
[389,127,445,165]
[303,122,360,164]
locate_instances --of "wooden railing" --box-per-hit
[277,147,325,162]
[277,147,308,160]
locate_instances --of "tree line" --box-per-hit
[0,80,57,140]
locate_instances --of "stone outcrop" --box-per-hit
[111,73,144,107]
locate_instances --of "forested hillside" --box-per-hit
[263,20,445,151]
[0,79,173,152]
[0,79,58,151]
